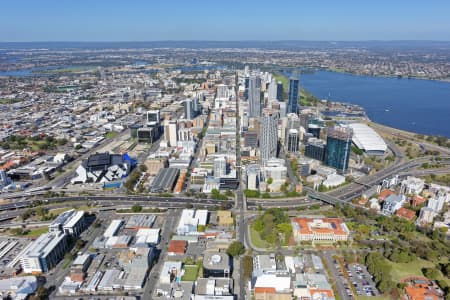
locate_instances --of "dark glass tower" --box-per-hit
[325,127,353,173]
[287,77,299,114]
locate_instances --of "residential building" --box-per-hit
[382,194,406,216]
[260,109,278,161]
[248,75,261,117]
[286,129,299,153]
[401,176,425,195]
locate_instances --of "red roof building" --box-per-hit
[167,240,187,256]
[396,207,416,221]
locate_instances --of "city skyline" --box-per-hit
[1,0,450,42]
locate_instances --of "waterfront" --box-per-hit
[290,70,450,138]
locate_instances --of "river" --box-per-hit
[288,70,450,138]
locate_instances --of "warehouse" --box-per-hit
[150,167,180,193]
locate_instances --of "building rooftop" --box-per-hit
[22,232,66,259]
[346,123,387,153]
[203,251,230,271]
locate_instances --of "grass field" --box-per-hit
[23,227,48,237]
[387,258,435,280]
[181,265,198,281]
[105,131,118,139]
[250,227,272,249]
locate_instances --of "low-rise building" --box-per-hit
[216,210,233,227]
[49,209,85,237]
[0,276,37,300]
[291,218,349,242]
[176,209,208,235]
[203,251,231,278]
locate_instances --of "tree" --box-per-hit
[131,204,143,213]
[243,255,253,280]
[197,225,206,232]
[227,241,245,257]
[422,267,440,280]
[267,177,273,184]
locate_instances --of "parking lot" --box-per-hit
[347,263,379,297]
[331,258,354,299]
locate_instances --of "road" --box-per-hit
[234,73,246,300]
[322,251,351,300]
[144,209,179,298]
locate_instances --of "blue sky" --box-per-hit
[1,0,449,41]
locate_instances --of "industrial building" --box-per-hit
[150,167,180,193]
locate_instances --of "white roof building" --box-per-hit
[323,174,346,188]
[346,123,387,155]
[0,276,37,300]
[176,209,208,235]
[103,220,123,238]
[253,274,291,293]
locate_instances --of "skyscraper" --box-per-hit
[248,75,261,117]
[286,129,299,153]
[260,109,278,161]
[325,127,353,173]
[184,99,195,120]
[287,77,299,114]
[305,138,326,161]
[276,81,283,101]
[268,79,277,101]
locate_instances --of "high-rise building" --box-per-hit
[325,127,353,173]
[146,110,160,127]
[307,124,321,138]
[184,99,195,120]
[164,119,178,147]
[286,129,299,153]
[276,81,283,101]
[214,157,227,178]
[260,109,278,161]
[305,138,326,161]
[268,80,277,101]
[192,97,201,115]
[287,77,299,114]
[216,84,228,99]
[244,76,250,100]
[248,75,261,117]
